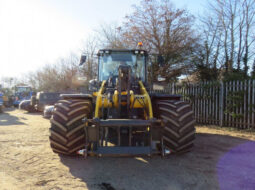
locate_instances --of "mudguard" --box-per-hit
[60,94,93,100]
[150,93,182,101]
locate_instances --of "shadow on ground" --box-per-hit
[59,133,255,190]
[0,108,25,126]
[23,112,42,116]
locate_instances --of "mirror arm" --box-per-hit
[79,55,87,66]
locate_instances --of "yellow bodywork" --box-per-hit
[3,96,8,102]
[94,80,153,119]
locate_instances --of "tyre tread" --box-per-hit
[49,99,91,155]
[155,100,195,153]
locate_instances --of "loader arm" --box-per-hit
[94,80,153,119]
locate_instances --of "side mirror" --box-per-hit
[79,54,87,66]
[89,79,98,92]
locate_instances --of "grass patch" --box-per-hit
[196,125,255,135]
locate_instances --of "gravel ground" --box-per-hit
[0,108,255,190]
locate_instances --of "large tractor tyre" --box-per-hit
[27,105,36,113]
[49,99,92,155]
[155,100,196,154]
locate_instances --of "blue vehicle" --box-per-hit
[0,92,3,113]
[13,86,33,107]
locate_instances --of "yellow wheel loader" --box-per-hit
[49,48,195,157]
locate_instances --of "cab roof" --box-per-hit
[15,86,31,88]
[98,49,148,55]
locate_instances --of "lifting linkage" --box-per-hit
[82,80,164,157]
[82,118,163,157]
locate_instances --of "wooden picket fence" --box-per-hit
[151,80,255,129]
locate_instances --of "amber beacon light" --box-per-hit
[137,42,143,47]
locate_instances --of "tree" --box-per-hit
[198,0,255,80]
[97,23,126,49]
[80,36,99,81]
[23,36,101,93]
[118,0,198,82]
[242,0,255,76]
[24,53,82,92]
[0,77,16,88]
[251,59,255,79]
[194,15,222,81]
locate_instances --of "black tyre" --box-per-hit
[27,105,36,113]
[49,99,92,155]
[155,100,195,153]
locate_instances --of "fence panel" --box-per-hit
[151,80,255,129]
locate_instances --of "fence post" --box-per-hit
[219,81,224,127]
[248,80,251,129]
[252,80,255,128]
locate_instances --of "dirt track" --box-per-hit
[0,108,255,190]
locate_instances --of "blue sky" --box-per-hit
[0,0,205,78]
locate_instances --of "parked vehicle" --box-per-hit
[49,46,195,157]
[43,105,54,119]
[13,86,33,107]
[33,92,60,112]
[19,100,35,112]
[19,92,60,113]
[2,95,11,107]
[0,93,3,113]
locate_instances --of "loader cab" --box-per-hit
[97,49,148,83]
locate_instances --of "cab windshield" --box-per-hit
[15,86,32,93]
[99,52,146,81]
